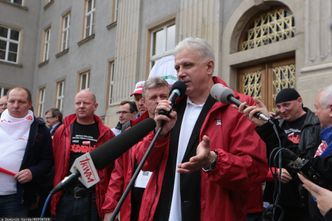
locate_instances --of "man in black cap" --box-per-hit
[238,87,321,221]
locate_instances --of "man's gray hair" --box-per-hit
[320,85,332,107]
[143,77,169,97]
[175,37,215,62]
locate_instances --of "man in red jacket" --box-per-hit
[102,77,170,221]
[135,37,267,221]
[51,89,114,221]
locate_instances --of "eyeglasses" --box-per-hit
[116,111,130,115]
[45,116,55,119]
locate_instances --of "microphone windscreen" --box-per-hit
[171,81,186,96]
[210,84,234,104]
[90,118,156,169]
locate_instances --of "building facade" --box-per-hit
[0,0,331,127]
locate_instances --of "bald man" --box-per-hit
[51,90,115,221]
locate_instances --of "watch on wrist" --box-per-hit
[202,151,217,172]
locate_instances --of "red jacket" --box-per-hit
[101,111,149,221]
[136,78,267,221]
[51,114,114,218]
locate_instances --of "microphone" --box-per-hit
[168,80,187,106]
[52,118,156,193]
[210,83,270,122]
[159,80,186,116]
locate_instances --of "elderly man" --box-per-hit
[0,95,8,115]
[51,89,114,221]
[134,37,267,221]
[0,87,53,217]
[102,77,170,221]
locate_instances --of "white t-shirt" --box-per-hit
[0,110,33,195]
[168,98,204,221]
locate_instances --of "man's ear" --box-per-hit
[328,104,332,117]
[206,60,214,76]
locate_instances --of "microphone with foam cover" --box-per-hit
[52,118,156,193]
[90,117,156,169]
[210,84,270,122]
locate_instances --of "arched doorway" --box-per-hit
[236,7,296,111]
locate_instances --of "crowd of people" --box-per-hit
[0,37,332,221]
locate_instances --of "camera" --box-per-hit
[288,158,332,191]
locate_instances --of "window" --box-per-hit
[0,88,9,97]
[239,7,295,51]
[56,80,65,111]
[110,0,118,23]
[7,0,23,6]
[60,12,70,51]
[37,87,46,117]
[79,71,90,90]
[150,22,176,67]
[84,0,96,38]
[107,61,115,105]
[41,27,51,62]
[0,25,20,63]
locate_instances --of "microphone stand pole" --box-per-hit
[110,126,163,221]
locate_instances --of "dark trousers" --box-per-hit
[55,192,99,221]
[0,193,28,217]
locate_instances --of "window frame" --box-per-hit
[0,25,20,64]
[110,0,118,24]
[149,21,176,68]
[8,0,23,6]
[56,80,65,111]
[79,70,90,90]
[60,12,70,52]
[37,87,46,117]
[83,0,96,38]
[0,88,9,97]
[107,60,115,105]
[41,26,51,62]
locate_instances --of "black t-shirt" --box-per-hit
[67,121,99,188]
[278,113,308,207]
[282,113,307,153]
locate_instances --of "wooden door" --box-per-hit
[237,58,295,111]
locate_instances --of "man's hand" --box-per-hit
[177,135,216,173]
[15,169,32,184]
[237,98,270,126]
[154,100,177,136]
[276,168,292,183]
[298,173,332,216]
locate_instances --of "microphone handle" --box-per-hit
[229,95,270,122]
[228,95,242,106]
[158,90,179,116]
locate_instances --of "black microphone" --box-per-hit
[52,118,156,193]
[91,117,156,169]
[210,83,270,122]
[168,80,187,106]
[159,80,186,115]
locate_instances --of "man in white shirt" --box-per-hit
[0,87,53,217]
